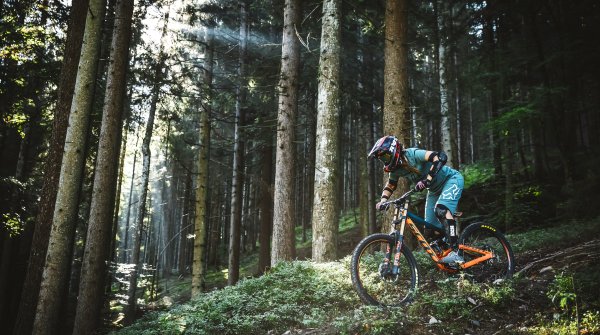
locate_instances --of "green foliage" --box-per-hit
[0,21,46,62]
[114,261,359,335]
[508,217,600,253]
[332,305,412,335]
[560,152,600,219]
[547,272,577,316]
[115,219,600,334]
[339,210,359,233]
[527,311,600,335]
[461,163,494,188]
[1,213,24,237]
[484,104,539,134]
[409,276,515,321]
[526,262,600,335]
[295,209,359,247]
[503,183,558,229]
[574,262,600,310]
[0,177,33,237]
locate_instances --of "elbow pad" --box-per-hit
[428,151,447,178]
[384,179,398,193]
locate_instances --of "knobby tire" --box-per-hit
[459,222,515,282]
[350,233,418,307]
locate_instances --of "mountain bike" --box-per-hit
[350,189,515,306]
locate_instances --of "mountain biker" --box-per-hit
[368,135,465,266]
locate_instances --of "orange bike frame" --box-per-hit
[393,202,494,273]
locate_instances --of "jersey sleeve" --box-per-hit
[388,170,400,183]
[413,149,427,162]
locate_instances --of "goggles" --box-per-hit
[378,152,392,165]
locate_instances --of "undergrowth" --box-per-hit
[113,261,358,335]
[113,218,600,335]
[507,216,600,253]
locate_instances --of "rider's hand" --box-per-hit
[376,201,389,211]
[414,179,430,192]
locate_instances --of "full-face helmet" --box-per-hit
[368,136,403,172]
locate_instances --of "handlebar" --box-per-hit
[381,189,415,208]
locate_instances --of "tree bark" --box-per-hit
[191,28,214,297]
[124,62,160,324]
[228,0,248,285]
[257,140,273,273]
[383,0,410,146]
[124,3,168,322]
[271,0,301,266]
[382,0,415,248]
[32,0,106,333]
[358,123,369,238]
[72,0,134,332]
[312,0,341,262]
[483,2,502,175]
[122,149,137,263]
[436,0,456,168]
[12,1,89,334]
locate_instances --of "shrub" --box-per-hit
[114,261,359,335]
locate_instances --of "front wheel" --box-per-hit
[459,223,515,282]
[350,233,419,306]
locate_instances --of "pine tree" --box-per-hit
[312,0,341,262]
[12,1,90,334]
[228,0,248,285]
[31,0,106,333]
[271,0,301,266]
[191,28,214,297]
[72,0,135,332]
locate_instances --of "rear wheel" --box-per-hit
[459,223,515,282]
[350,233,418,306]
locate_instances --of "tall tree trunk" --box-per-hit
[358,30,378,236]
[122,149,137,263]
[257,140,273,273]
[32,0,106,333]
[303,91,317,240]
[191,28,214,298]
[383,0,410,146]
[72,0,134,332]
[436,0,456,168]
[110,122,128,267]
[312,0,341,262]
[124,4,168,322]
[367,115,378,235]
[483,2,502,175]
[382,0,415,247]
[12,1,89,334]
[124,63,160,324]
[176,174,189,275]
[358,122,369,237]
[271,0,300,266]
[228,0,248,285]
[524,4,548,180]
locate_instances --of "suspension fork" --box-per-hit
[391,203,408,275]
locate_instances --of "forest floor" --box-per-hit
[290,225,600,335]
[114,219,600,335]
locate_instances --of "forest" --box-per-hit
[1,0,599,334]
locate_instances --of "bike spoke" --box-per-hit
[460,227,513,282]
[353,237,416,306]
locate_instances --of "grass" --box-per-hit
[113,261,359,335]
[295,209,362,249]
[507,216,600,253]
[112,216,600,335]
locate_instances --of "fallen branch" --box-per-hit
[516,239,600,276]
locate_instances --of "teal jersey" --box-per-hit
[388,148,458,193]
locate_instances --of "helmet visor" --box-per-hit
[378,152,392,165]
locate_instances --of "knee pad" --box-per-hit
[434,205,448,222]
